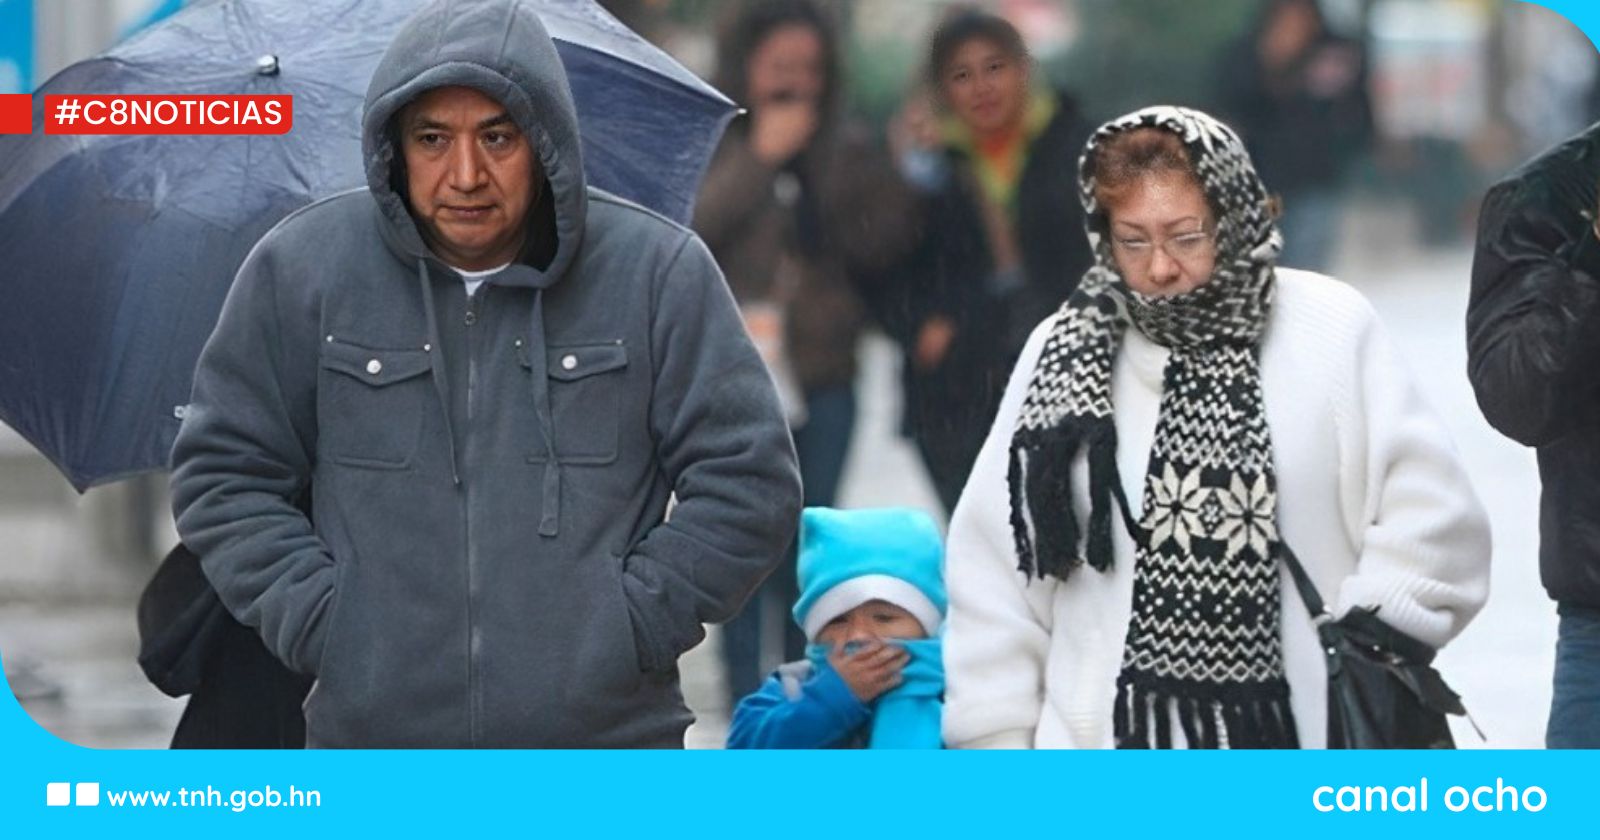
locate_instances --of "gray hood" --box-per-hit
[361,0,587,288]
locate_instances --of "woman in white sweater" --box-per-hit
[942,106,1490,749]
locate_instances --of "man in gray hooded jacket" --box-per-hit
[170,0,802,747]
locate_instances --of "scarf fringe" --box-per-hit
[1113,674,1299,749]
[1009,421,1133,581]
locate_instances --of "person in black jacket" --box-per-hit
[888,9,1092,513]
[1467,122,1600,749]
[1219,0,1372,272]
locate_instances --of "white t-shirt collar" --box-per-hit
[451,262,512,297]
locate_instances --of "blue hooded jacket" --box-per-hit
[727,508,945,749]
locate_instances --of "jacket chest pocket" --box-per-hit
[520,341,628,465]
[318,337,432,469]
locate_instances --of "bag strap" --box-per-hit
[1276,542,1333,627]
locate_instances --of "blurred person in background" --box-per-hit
[942,106,1489,749]
[1467,122,1600,749]
[1220,0,1372,272]
[694,0,919,706]
[889,8,1093,515]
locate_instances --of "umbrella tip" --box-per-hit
[256,54,280,77]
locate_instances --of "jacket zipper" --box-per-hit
[464,287,482,746]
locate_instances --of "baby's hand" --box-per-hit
[828,639,910,703]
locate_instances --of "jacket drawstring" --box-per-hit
[418,259,461,485]
[527,290,561,536]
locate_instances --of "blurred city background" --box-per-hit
[1,0,1597,749]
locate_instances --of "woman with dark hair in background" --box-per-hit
[694,0,918,706]
[1220,0,1372,272]
[891,8,1093,515]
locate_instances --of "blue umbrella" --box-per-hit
[0,0,736,490]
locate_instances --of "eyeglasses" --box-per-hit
[1110,225,1216,266]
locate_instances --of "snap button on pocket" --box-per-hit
[319,338,433,469]
[518,342,628,465]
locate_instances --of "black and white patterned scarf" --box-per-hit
[1007,106,1297,748]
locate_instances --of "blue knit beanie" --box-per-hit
[792,507,947,640]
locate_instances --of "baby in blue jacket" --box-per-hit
[726,507,945,749]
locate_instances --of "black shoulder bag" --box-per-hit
[1279,544,1477,749]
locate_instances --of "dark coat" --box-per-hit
[694,121,919,392]
[1219,29,1374,197]
[886,95,1093,507]
[1467,121,1600,609]
[137,543,309,748]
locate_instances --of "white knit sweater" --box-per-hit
[942,269,1492,749]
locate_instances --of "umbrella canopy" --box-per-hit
[0,0,736,491]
